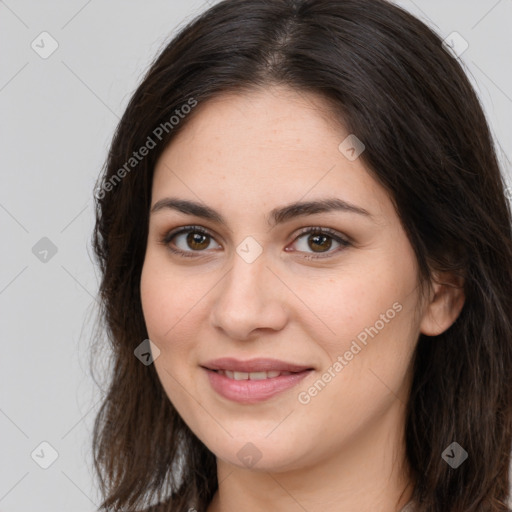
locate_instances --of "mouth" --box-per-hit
[200,358,314,403]
[201,356,314,374]
[210,369,297,380]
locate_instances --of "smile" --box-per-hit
[203,367,313,404]
[214,369,293,380]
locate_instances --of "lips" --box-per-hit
[201,357,314,403]
[201,357,313,373]
[216,369,292,380]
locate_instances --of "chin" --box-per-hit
[206,435,314,474]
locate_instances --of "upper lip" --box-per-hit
[201,357,314,373]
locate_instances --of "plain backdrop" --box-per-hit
[1,1,511,510]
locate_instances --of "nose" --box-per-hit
[209,247,288,340]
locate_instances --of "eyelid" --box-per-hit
[160,225,220,256]
[287,226,351,258]
[162,224,211,242]
[292,226,351,245]
[160,225,351,258]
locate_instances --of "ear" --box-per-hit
[419,271,465,336]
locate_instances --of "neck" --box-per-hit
[207,399,415,512]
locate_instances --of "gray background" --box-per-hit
[1,1,511,511]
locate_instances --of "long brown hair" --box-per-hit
[91,0,512,510]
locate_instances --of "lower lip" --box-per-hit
[203,368,313,404]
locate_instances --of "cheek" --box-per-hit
[140,251,198,343]
[302,251,419,408]
[314,266,412,349]
[140,253,201,408]
[140,261,173,340]
[140,251,220,386]
[292,284,417,443]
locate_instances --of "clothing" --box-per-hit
[398,499,416,512]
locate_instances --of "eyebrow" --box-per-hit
[150,197,373,227]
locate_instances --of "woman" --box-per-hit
[91,0,512,511]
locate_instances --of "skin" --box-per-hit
[140,85,465,512]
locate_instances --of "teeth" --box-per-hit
[250,371,273,380]
[218,370,293,380]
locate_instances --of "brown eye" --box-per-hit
[162,226,221,257]
[289,227,351,259]
[186,231,210,250]
[307,233,333,252]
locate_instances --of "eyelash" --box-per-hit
[160,225,351,260]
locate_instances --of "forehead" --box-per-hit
[151,86,391,221]
[165,86,345,151]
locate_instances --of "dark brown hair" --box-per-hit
[91,0,512,510]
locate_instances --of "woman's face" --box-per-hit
[140,86,429,472]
